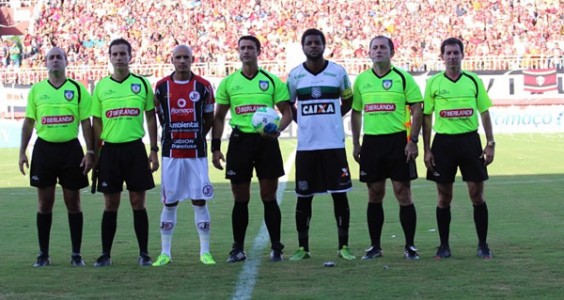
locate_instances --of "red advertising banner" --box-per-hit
[523,69,557,93]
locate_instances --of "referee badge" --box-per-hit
[382,79,393,90]
[311,86,322,98]
[131,83,141,94]
[64,90,74,101]
[259,80,269,91]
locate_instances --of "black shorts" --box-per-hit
[426,131,488,183]
[225,129,284,184]
[29,138,89,190]
[359,132,417,183]
[295,148,352,196]
[96,139,155,193]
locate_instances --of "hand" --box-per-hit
[352,143,361,164]
[480,145,495,166]
[424,150,435,170]
[404,142,419,162]
[19,153,29,175]
[80,152,93,175]
[212,150,225,170]
[262,124,280,139]
[148,151,159,172]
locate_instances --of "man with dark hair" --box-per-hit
[423,37,495,259]
[286,28,355,261]
[212,35,293,263]
[351,35,423,260]
[19,47,93,267]
[92,38,159,267]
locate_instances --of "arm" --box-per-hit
[422,114,434,170]
[480,110,495,166]
[405,103,423,161]
[211,104,230,170]
[350,109,362,163]
[275,100,293,133]
[341,96,352,116]
[19,117,35,175]
[203,111,214,136]
[146,109,159,172]
[80,118,94,175]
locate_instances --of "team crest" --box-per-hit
[202,184,214,197]
[64,90,74,101]
[189,91,201,102]
[311,87,322,98]
[535,76,545,86]
[131,83,141,94]
[382,80,393,90]
[259,80,269,91]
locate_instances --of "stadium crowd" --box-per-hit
[0,0,563,77]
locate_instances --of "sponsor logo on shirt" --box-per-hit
[41,115,74,124]
[105,108,141,118]
[439,109,474,118]
[302,103,335,115]
[235,105,265,114]
[170,121,200,129]
[364,103,396,112]
[170,107,195,115]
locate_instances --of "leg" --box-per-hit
[295,196,313,251]
[467,181,490,249]
[129,190,150,258]
[101,192,121,255]
[391,180,417,248]
[367,181,386,250]
[192,199,215,264]
[62,188,83,254]
[435,183,453,258]
[34,186,56,266]
[259,178,283,252]
[226,182,250,263]
[332,192,351,249]
[159,201,179,257]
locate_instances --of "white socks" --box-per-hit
[193,204,211,255]
[159,205,178,256]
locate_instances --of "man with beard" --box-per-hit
[286,28,355,261]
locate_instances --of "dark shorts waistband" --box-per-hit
[36,137,79,145]
[434,130,478,138]
[103,139,143,147]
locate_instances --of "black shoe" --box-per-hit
[270,249,284,262]
[434,244,452,259]
[477,244,493,259]
[404,245,420,260]
[138,252,152,266]
[33,253,50,267]
[226,248,246,263]
[361,246,383,260]
[71,252,85,267]
[93,254,112,267]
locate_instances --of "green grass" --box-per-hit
[1,133,564,299]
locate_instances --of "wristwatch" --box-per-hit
[486,141,496,147]
[409,136,419,144]
[151,146,159,152]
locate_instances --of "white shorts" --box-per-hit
[161,157,214,204]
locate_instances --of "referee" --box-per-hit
[19,47,93,267]
[92,38,159,267]
[422,37,495,260]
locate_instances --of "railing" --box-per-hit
[0,56,559,85]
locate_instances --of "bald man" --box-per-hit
[19,47,94,267]
[152,45,217,266]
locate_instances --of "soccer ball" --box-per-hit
[251,107,280,134]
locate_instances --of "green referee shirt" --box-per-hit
[423,71,492,134]
[25,78,92,142]
[215,68,289,133]
[92,74,154,143]
[352,66,423,135]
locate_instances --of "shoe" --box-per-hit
[404,245,420,260]
[434,244,452,259]
[226,248,246,263]
[93,254,112,267]
[152,253,172,266]
[33,253,50,267]
[270,249,284,262]
[477,244,493,259]
[138,252,152,266]
[337,245,356,260]
[289,247,311,261]
[200,252,216,265]
[71,252,86,267]
[361,246,383,260]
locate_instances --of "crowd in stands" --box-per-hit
[0,0,563,79]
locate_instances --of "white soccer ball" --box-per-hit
[251,107,281,134]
